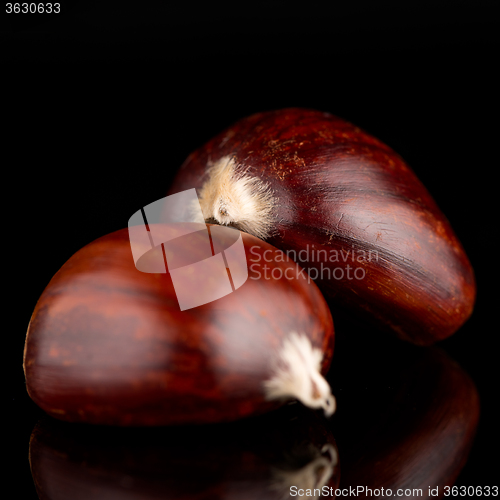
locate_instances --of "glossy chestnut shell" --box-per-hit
[168,108,475,345]
[23,224,334,425]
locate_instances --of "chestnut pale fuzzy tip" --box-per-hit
[264,332,336,417]
[197,155,277,240]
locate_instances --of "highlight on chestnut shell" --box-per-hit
[168,108,476,345]
[23,224,335,426]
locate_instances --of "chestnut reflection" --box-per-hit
[29,403,339,500]
[327,322,480,499]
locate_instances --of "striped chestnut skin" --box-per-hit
[23,225,334,426]
[168,108,475,345]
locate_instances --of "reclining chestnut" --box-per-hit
[23,224,335,426]
[168,108,475,345]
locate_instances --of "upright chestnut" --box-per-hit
[23,224,335,426]
[168,108,475,345]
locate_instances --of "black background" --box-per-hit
[2,1,498,498]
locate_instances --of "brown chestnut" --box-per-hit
[23,224,335,425]
[168,108,475,345]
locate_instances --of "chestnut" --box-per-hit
[168,108,475,345]
[29,403,339,500]
[23,224,335,425]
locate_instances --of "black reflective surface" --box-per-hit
[29,404,339,500]
[327,313,480,498]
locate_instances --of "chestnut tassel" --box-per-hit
[23,224,335,425]
[168,108,475,345]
